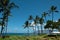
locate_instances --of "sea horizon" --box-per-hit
[1,30,58,36]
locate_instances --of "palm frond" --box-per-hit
[55,10,59,12]
[8,2,19,9]
[28,15,33,20]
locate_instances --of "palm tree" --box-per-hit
[42,12,49,34]
[33,19,37,35]
[48,5,58,32]
[34,15,40,35]
[42,12,48,23]
[39,17,44,34]
[49,5,58,22]
[4,11,11,34]
[0,0,18,36]
[28,15,36,35]
[28,15,33,20]
[24,21,31,36]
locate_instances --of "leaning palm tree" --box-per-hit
[24,21,31,36]
[28,15,36,35]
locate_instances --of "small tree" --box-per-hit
[44,20,53,34]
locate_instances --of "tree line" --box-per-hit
[23,5,60,35]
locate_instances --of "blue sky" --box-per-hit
[0,0,60,33]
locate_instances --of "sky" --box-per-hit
[0,0,60,33]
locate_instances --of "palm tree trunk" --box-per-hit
[52,12,54,33]
[5,17,8,34]
[5,22,8,35]
[0,18,4,36]
[45,17,46,23]
[49,28,51,34]
[52,12,53,22]
[35,26,36,35]
[37,26,40,35]
[45,17,47,34]
[1,26,4,36]
[33,27,35,35]
[41,24,43,34]
[27,27,29,36]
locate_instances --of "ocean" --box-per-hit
[1,30,58,36]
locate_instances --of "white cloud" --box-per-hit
[31,21,35,26]
[43,23,46,26]
[55,20,58,22]
[30,21,47,30]
[37,24,40,26]
[31,21,46,27]
[53,20,58,22]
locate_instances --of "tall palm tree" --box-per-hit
[42,12,49,33]
[49,6,58,32]
[49,5,58,22]
[0,0,18,36]
[4,10,10,34]
[34,15,40,35]
[39,17,44,34]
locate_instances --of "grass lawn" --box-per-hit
[0,35,60,40]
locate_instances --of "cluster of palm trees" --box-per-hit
[0,0,60,37]
[23,5,60,35]
[0,0,18,36]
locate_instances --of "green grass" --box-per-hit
[0,35,60,40]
